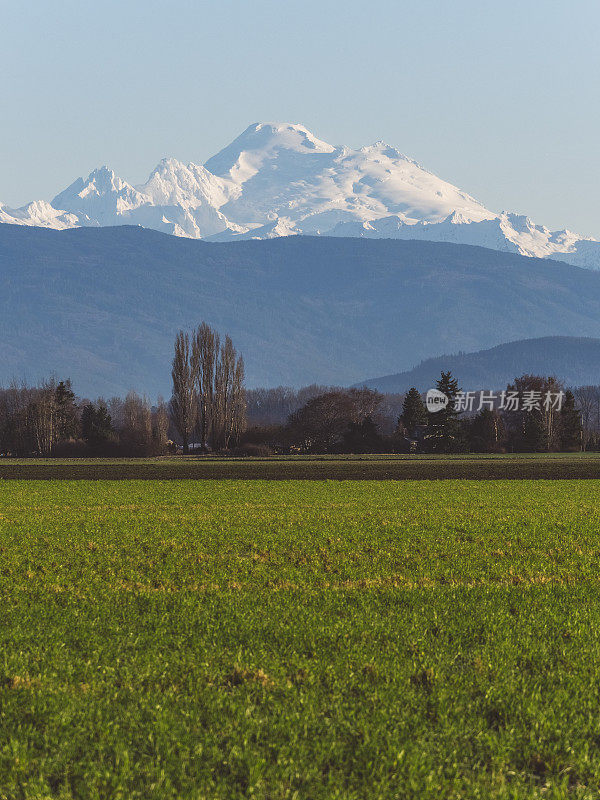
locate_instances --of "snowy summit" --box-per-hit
[0,121,597,268]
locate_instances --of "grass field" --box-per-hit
[2,479,600,798]
[2,451,600,480]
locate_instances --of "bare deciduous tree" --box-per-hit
[30,380,58,456]
[122,391,153,454]
[231,354,247,447]
[573,386,596,450]
[214,335,236,450]
[153,397,170,453]
[170,330,197,454]
[193,322,219,452]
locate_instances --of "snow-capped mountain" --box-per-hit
[1,122,598,268]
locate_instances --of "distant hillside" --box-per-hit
[4,225,600,397]
[358,337,600,393]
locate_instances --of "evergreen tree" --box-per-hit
[503,375,563,452]
[400,388,427,437]
[54,379,79,441]
[560,390,582,451]
[467,408,505,453]
[426,371,464,453]
[522,409,548,452]
[81,402,113,448]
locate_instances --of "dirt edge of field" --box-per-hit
[2,457,600,480]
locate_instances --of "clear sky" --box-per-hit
[1,0,599,236]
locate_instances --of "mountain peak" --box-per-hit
[84,165,129,193]
[361,140,412,161]
[52,165,132,203]
[51,165,145,222]
[2,121,599,267]
[90,164,115,176]
[156,157,185,169]
[241,121,335,151]
[204,121,336,182]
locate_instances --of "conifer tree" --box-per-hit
[522,409,548,452]
[55,379,78,440]
[399,388,427,437]
[560,389,582,451]
[427,371,464,453]
[81,402,113,448]
[467,408,505,453]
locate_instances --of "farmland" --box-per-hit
[2,478,600,798]
[2,451,600,480]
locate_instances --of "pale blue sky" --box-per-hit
[1,0,599,236]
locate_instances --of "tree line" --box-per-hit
[396,372,583,454]
[0,328,592,456]
[0,323,247,457]
[240,372,584,455]
[0,380,170,457]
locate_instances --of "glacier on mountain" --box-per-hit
[1,121,598,268]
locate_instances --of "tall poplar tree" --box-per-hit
[170,330,197,454]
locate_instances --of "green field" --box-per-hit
[2,478,600,798]
[2,451,600,480]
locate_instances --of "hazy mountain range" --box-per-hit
[3,225,600,397]
[358,337,600,394]
[1,122,599,269]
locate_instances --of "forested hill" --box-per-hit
[3,223,600,397]
[357,337,600,393]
